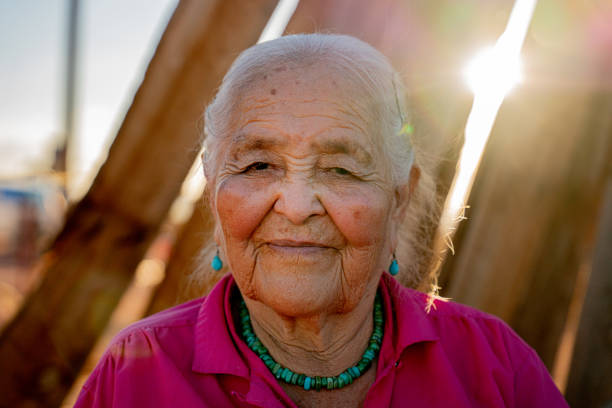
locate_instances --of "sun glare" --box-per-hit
[463,45,523,98]
[440,0,537,234]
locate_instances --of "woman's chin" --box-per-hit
[253,272,343,318]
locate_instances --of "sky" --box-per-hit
[0,0,178,197]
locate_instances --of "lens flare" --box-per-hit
[440,0,537,235]
[463,45,523,97]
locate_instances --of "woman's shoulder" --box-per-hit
[103,296,207,364]
[96,275,233,365]
[105,295,205,351]
[412,289,513,331]
[81,295,207,381]
[75,296,209,407]
[386,275,536,366]
[118,296,203,337]
[385,277,567,406]
[387,275,508,324]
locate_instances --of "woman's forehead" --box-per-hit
[228,84,378,157]
[211,61,387,161]
[245,62,368,104]
[234,65,374,127]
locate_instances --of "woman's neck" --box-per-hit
[243,293,376,377]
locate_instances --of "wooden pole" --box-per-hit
[565,179,612,406]
[0,1,278,406]
[52,0,80,180]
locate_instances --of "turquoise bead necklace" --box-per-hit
[238,294,384,391]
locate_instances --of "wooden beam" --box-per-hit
[439,65,612,369]
[565,179,612,406]
[0,1,278,406]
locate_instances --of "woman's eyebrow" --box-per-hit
[316,139,373,165]
[228,133,285,158]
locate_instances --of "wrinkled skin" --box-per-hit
[208,65,409,319]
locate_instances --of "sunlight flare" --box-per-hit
[441,0,538,233]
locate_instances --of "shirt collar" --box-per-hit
[378,273,440,366]
[192,273,440,376]
[192,274,250,377]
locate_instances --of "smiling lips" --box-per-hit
[266,240,331,254]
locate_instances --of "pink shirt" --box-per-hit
[75,274,568,407]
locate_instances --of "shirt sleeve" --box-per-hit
[72,328,188,407]
[74,348,118,408]
[513,347,569,408]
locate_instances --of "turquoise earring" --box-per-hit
[389,254,399,276]
[211,249,223,271]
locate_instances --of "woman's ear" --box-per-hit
[393,165,420,223]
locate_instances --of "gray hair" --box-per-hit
[204,34,414,186]
[189,34,439,297]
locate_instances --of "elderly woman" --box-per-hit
[76,34,566,407]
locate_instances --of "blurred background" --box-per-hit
[0,0,610,407]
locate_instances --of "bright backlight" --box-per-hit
[439,0,537,241]
[463,45,523,97]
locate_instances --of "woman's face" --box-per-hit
[208,65,408,317]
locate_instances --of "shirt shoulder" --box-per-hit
[404,285,533,365]
[383,275,532,371]
[423,296,568,407]
[112,296,204,342]
[100,296,205,378]
[75,297,208,408]
[386,280,567,407]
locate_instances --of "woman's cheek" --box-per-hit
[216,177,272,240]
[326,187,391,247]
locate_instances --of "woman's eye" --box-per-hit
[244,162,269,172]
[331,167,352,176]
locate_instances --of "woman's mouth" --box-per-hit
[266,240,330,255]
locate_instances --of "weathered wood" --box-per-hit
[0,1,278,406]
[439,57,612,372]
[565,179,612,407]
[504,90,610,370]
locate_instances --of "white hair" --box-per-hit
[188,34,440,298]
[204,34,414,186]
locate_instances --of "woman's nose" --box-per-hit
[273,178,325,224]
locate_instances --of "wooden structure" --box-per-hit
[566,180,612,407]
[0,1,277,406]
[1,1,610,407]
